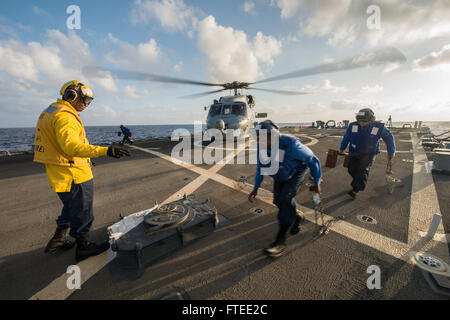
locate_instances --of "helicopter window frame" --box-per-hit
[209,104,222,117]
[231,103,247,116]
[222,104,232,115]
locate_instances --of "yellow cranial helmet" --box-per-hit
[60,80,94,105]
[60,80,80,97]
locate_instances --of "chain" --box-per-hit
[314,203,345,236]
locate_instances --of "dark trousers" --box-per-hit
[348,153,376,192]
[273,170,307,227]
[121,135,132,145]
[56,179,94,239]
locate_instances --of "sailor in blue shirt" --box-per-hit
[339,108,395,199]
[119,125,133,145]
[248,120,322,257]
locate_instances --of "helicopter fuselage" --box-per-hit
[206,94,263,136]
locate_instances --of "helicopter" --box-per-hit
[201,81,310,137]
[83,47,406,136]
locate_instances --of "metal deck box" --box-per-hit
[108,195,219,269]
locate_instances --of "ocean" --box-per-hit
[1,122,449,154]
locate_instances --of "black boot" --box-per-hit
[75,234,110,262]
[290,214,305,235]
[45,226,75,253]
[347,189,357,199]
[264,224,289,257]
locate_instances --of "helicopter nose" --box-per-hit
[215,120,225,131]
[240,121,248,131]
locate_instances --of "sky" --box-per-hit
[0,0,449,128]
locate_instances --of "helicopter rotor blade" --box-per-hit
[178,88,228,99]
[252,47,406,85]
[82,66,224,87]
[248,87,311,95]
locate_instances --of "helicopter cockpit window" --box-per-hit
[209,104,222,116]
[232,103,247,116]
[223,105,232,115]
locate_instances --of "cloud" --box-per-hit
[330,99,365,111]
[0,78,54,127]
[274,0,356,46]
[125,86,140,99]
[93,71,118,93]
[274,0,304,19]
[124,85,151,99]
[322,79,348,93]
[413,44,450,70]
[252,32,282,67]
[299,79,349,94]
[326,24,357,47]
[32,5,50,17]
[196,16,282,82]
[102,106,117,117]
[273,0,450,47]
[106,33,165,71]
[261,101,327,121]
[0,29,118,122]
[360,85,384,95]
[0,30,99,86]
[17,23,32,33]
[242,1,256,15]
[365,0,450,46]
[0,29,98,85]
[173,61,183,72]
[0,40,40,81]
[82,105,118,125]
[327,99,397,122]
[130,0,195,32]
[0,24,19,39]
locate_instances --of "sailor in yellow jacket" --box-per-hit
[34,80,130,262]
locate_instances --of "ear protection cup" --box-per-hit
[63,88,78,102]
[365,109,376,122]
[60,80,93,105]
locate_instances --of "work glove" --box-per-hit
[107,146,130,159]
[386,155,394,174]
[309,184,321,195]
[248,188,258,203]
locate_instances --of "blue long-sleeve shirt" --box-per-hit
[254,135,322,188]
[340,122,395,155]
[121,127,131,135]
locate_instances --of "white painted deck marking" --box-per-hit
[30,251,110,300]
[418,231,449,244]
[409,133,448,252]
[192,134,318,150]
